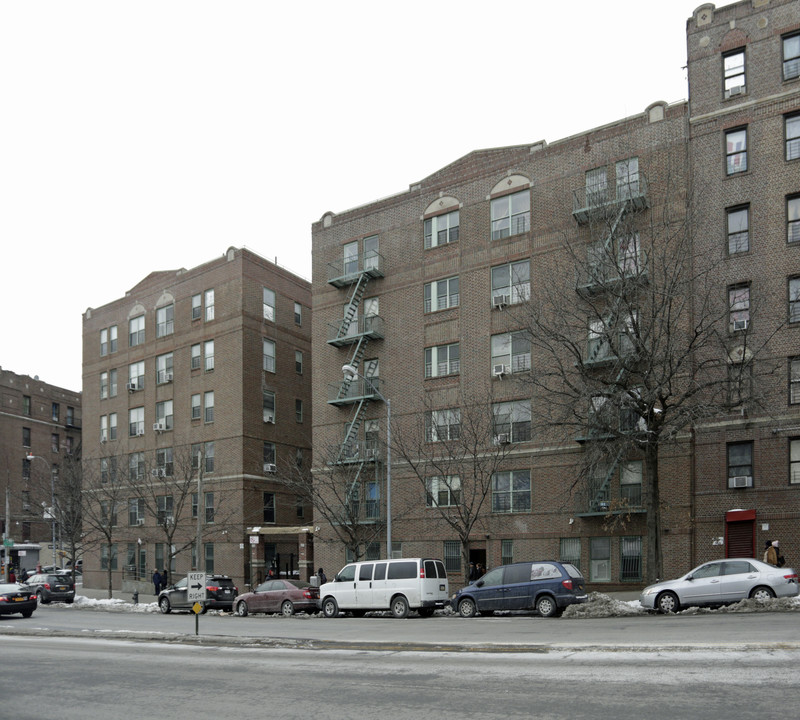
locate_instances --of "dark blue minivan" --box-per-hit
[451,561,587,617]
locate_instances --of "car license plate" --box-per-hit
[13,597,24,602]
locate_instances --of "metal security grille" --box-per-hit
[620,536,642,581]
[726,520,755,558]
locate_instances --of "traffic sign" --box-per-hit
[2,539,13,547]
[187,572,206,602]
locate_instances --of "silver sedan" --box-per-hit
[640,558,799,613]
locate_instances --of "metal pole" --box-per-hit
[386,398,391,557]
[51,466,57,570]
[3,486,9,582]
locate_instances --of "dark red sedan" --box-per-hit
[233,579,319,617]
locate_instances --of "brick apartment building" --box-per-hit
[310,0,800,587]
[81,247,312,593]
[0,367,82,574]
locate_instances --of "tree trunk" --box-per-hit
[644,445,661,584]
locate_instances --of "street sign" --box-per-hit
[192,602,204,615]
[3,539,13,547]
[249,535,259,544]
[187,572,206,602]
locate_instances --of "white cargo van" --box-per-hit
[318,558,449,618]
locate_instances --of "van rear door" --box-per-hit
[422,559,449,605]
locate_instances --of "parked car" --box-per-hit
[318,558,449,619]
[0,582,37,617]
[22,573,75,604]
[158,575,238,614]
[451,561,588,618]
[234,579,319,617]
[640,558,800,613]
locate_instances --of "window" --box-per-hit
[205,492,215,523]
[424,209,460,248]
[155,400,174,431]
[51,401,59,421]
[791,357,800,404]
[727,205,749,254]
[424,342,460,378]
[363,234,379,271]
[22,427,31,448]
[51,432,59,452]
[295,399,303,423]
[620,461,643,506]
[191,343,201,370]
[726,127,747,175]
[425,409,461,442]
[263,441,276,465]
[101,500,117,525]
[443,540,461,574]
[204,543,214,574]
[491,331,531,374]
[424,276,459,313]
[129,407,144,437]
[204,289,215,321]
[101,544,118,570]
[109,369,118,397]
[296,496,304,519]
[501,540,514,566]
[192,293,202,320]
[156,304,174,337]
[790,438,800,484]
[784,32,800,80]
[263,338,276,373]
[585,166,608,206]
[723,49,745,97]
[192,441,215,473]
[263,390,275,423]
[295,350,303,374]
[191,393,201,420]
[22,395,31,416]
[128,454,145,482]
[425,476,461,507]
[155,353,173,385]
[590,537,611,582]
[100,371,109,399]
[789,195,800,244]
[560,538,581,570]
[129,315,145,346]
[729,284,750,332]
[204,391,214,423]
[100,417,108,443]
[616,157,640,200]
[100,325,117,355]
[491,190,530,240]
[156,447,174,476]
[263,492,275,523]
[620,536,642,581]
[491,260,530,306]
[156,495,174,525]
[493,400,531,442]
[727,441,753,487]
[22,458,30,480]
[786,114,800,161]
[204,340,215,371]
[790,278,800,323]
[66,406,75,426]
[294,301,302,325]
[128,361,144,391]
[263,287,276,321]
[109,413,117,440]
[492,470,531,513]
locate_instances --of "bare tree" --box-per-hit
[392,387,516,584]
[514,168,779,583]
[53,444,83,583]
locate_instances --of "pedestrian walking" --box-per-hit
[766,541,779,567]
[161,568,169,591]
[152,569,162,595]
[317,567,328,585]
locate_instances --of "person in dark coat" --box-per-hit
[317,568,328,585]
[161,568,169,592]
[152,569,162,595]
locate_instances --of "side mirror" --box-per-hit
[475,580,485,588]
[685,575,693,582]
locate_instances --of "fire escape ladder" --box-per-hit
[591,447,624,511]
[336,397,372,465]
[337,273,370,338]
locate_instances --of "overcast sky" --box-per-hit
[0,0,703,392]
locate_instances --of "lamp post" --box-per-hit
[26,454,57,570]
[342,364,391,557]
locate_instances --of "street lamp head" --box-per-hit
[26,453,35,461]
[342,364,358,380]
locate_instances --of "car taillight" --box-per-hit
[206,585,220,592]
[561,579,573,590]
[784,573,798,581]
[420,568,425,579]
[303,589,312,599]
[43,583,51,590]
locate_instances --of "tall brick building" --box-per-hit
[81,247,312,592]
[0,368,82,573]
[311,0,800,586]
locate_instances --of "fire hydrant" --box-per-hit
[132,590,139,605]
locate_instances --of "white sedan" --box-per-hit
[640,558,799,613]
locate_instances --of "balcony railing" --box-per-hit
[572,176,649,225]
[327,376,385,406]
[327,250,385,287]
[327,314,385,346]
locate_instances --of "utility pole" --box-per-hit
[2,485,9,582]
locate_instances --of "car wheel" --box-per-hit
[159,597,171,614]
[322,597,339,618]
[37,591,48,605]
[21,609,33,618]
[750,586,776,601]
[236,601,249,617]
[417,608,434,618]
[657,591,680,614]
[391,595,410,619]
[281,600,295,617]
[535,595,558,618]
[458,597,477,618]
[199,604,208,615]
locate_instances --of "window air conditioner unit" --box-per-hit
[495,433,510,445]
[263,463,277,474]
[492,294,510,309]
[493,364,509,378]
[264,413,275,424]
[731,475,753,488]
[153,422,165,433]
[733,319,749,331]
[726,85,744,97]
[127,382,137,392]
[151,468,166,478]
[136,518,145,526]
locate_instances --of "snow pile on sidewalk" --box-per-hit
[72,595,159,613]
[562,592,645,618]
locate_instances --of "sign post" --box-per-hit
[187,572,206,635]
